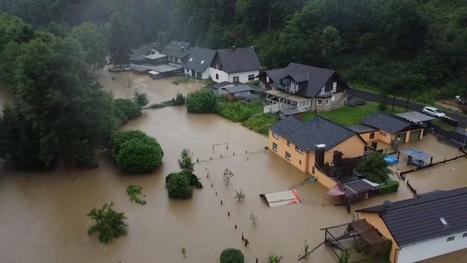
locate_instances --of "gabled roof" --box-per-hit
[357,187,467,247]
[184,47,216,72]
[265,63,339,98]
[271,116,362,151]
[362,112,412,134]
[161,41,192,58]
[214,47,261,73]
[346,124,378,134]
[130,44,156,61]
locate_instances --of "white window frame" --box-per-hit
[248,74,255,81]
[285,151,291,161]
[272,143,278,152]
[332,81,337,92]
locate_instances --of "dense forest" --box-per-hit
[0,0,466,169]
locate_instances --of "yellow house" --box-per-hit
[269,116,367,187]
[357,187,467,263]
[361,112,426,146]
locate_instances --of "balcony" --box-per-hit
[316,91,334,98]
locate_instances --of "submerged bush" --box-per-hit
[165,172,193,199]
[378,179,400,195]
[220,248,244,263]
[112,130,163,174]
[186,89,216,113]
[114,98,142,126]
[87,202,128,244]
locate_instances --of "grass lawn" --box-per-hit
[242,113,278,135]
[302,102,405,125]
[432,119,457,132]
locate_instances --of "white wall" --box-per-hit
[397,231,467,263]
[209,68,258,83]
[184,68,211,80]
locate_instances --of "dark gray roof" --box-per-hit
[271,116,360,151]
[362,113,412,134]
[265,63,338,98]
[161,41,192,58]
[357,187,467,247]
[130,44,155,61]
[346,124,378,134]
[222,84,252,94]
[215,47,261,73]
[184,47,216,72]
[396,111,435,123]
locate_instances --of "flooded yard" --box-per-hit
[1,72,467,262]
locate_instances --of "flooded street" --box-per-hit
[1,72,467,262]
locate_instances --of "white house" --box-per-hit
[357,187,467,263]
[161,41,192,65]
[209,47,261,84]
[183,47,216,80]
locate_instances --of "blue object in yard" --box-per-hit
[384,155,399,165]
[402,148,432,168]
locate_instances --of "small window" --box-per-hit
[295,146,303,154]
[285,151,291,161]
[233,76,240,83]
[370,132,375,139]
[447,236,455,242]
[325,99,330,105]
[272,143,278,152]
[248,74,255,81]
[463,233,467,238]
[287,140,290,146]
[299,160,302,165]
[317,99,322,105]
[216,74,219,80]
[332,81,337,92]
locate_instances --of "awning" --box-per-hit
[327,185,345,196]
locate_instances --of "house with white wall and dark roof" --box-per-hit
[161,41,193,65]
[183,47,216,80]
[209,46,261,84]
[260,63,350,115]
[357,187,467,263]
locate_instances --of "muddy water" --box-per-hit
[0,73,466,262]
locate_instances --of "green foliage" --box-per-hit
[220,248,245,263]
[87,202,128,244]
[112,130,164,175]
[358,153,390,184]
[0,32,114,169]
[71,22,108,69]
[165,172,193,200]
[114,98,142,126]
[109,12,130,65]
[378,179,400,195]
[242,113,278,135]
[267,255,284,263]
[179,149,194,174]
[338,249,351,263]
[234,189,245,202]
[172,93,186,106]
[133,92,149,108]
[127,185,146,205]
[216,98,263,122]
[186,89,217,113]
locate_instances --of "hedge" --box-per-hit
[165,172,193,199]
[378,179,400,195]
[186,89,216,113]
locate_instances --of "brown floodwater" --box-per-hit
[1,72,466,262]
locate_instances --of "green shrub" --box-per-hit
[87,202,128,244]
[358,153,390,183]
[186,89,217,113]
[242,113,278,135]
[220,248,244,263]
[112,131,163,174]
[216,97,263,122]
[114,98,142,126]
[134,92,149,107]
[165,172,193,199]
[378,179,400,195]
[127,185,146,205]
[172,93,186,106]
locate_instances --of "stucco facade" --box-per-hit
[209,67,258,83]
[268,130,366,184]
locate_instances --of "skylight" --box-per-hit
[189,58,193,62]
[201,60,205,64]
[440,217,448,226]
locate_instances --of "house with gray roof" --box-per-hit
[361,112,425,146]
[209,46,261,84]
[161,41,193,65]
[130,44,167,65]
[260,63,350,115]
[183,47,216,79]
[357,187,467,263]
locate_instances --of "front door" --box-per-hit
[191,70,196,77]
[196,72,202,79]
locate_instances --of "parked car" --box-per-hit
[456,95,466,105]
[422,106,446,118]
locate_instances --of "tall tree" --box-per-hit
[109,12,130,65]
[71,22,109,69]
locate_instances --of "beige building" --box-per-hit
[269,116,367,188]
